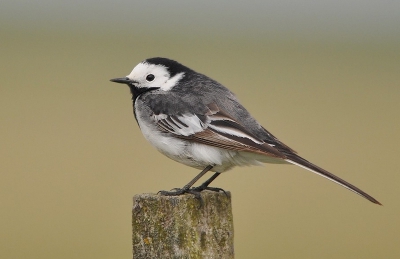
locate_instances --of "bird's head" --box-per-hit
[110,57,191,94]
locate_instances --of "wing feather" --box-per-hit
[154,104,286,159]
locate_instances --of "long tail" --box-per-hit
[285,154,382,205]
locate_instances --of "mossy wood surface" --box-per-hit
[132,191,234,259]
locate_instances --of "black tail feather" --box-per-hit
[285,154,382,205]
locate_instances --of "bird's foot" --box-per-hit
[158,188,202,201]
[158,185,227,207]
[191,185,228,197]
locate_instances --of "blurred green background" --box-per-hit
[1,1,399,258]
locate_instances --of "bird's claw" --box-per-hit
[158,185,227,207]
[158,187,204,206]
[158,188,189,196]
[191,185,228,197]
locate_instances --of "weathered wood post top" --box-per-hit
[132,191,234,259]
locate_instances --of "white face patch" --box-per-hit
[160,72,184,91]
[126,62,184,91]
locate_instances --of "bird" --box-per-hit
[110,57,381,205]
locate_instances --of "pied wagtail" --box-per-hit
[110,57,381,205]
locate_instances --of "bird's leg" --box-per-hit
[191,172,227,196]
[158,165,213,199]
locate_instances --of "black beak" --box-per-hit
[110,77,131,84]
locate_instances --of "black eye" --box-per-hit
[146,74,155,82]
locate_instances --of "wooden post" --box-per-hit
[132,191,234,259]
